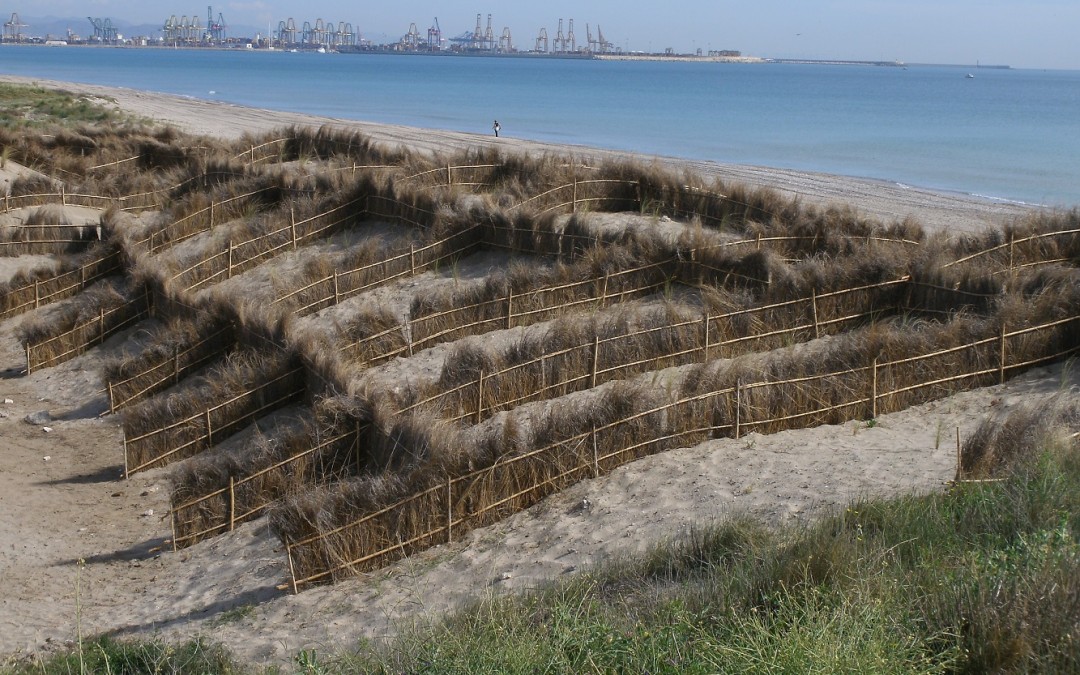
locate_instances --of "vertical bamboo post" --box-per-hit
[170,511,178,552]
[227,240,234,279]
[333,271,340,304]
[26,342,31,376]
[590,334,600,389]
[210,201,215,227]
[476,369,485,424]
[249,145,254,163]
[955,427,962,481]
[174,345,180,385]
[811,290,820,339]
[572,177,578,213]
[999,323,1007,384]
[285,539,299,594]
[756,233,762,250]
[703,313,710,361]
[206,409,213,447]
[600,272,609,308]
[734,381,742,440]
[446,476,453,543]
[1008,232,1015,272]
[447,162,452,186]
[507,290,513,330]
[410,244,416,275]
[99,307,105,344]
[108,381,115,415]
[34,280,39,308]
[228,476,236,531]
[290,208,297,250]
[870,358,878,419]
[149,229,155,253]
[592,426,599,477]
[61,185,66,206]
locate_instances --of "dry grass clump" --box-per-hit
[122,347,306,472]
[961,392,1080,478]
[268,126,414,167]
[0,240,122,320]
[170,395,371,546]
[338,306,409,366]
[1,203,102,256]
[19,278,149,371]
[102,310,236,410]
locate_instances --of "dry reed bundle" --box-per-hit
[0,240,121,320]
[122,347,306,473]
[102,311,236,411]
[0,203,103,256]
[272,126,414,167]
[19,278,150,372]
[170,395,370,547]
[338,307,409,365]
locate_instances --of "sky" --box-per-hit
[16,1,1080,69]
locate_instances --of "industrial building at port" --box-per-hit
[3,8,741,58]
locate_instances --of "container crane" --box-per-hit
[427,18,441,50]
[206,6,227,43]
[87,17,118,43]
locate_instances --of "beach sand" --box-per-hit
[0,76,1059,666]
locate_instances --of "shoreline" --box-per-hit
[0,74,1037,232]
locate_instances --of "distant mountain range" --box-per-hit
[14,15,263,41]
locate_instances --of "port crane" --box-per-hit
[4,12,27,42]
[205,6,227,43]
[427,18,441,49]
[87,17,118,43]
[534,27,548,53]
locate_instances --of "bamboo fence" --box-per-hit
[163,278,901,547]
[123,364,307,476]
[170,427,361,548]
[0,247,123,321]
[283,313,1080,589]
[25,287,152,373]
[399,278,910,424]
[1,190,160,214]
[943,227,1080,271]
[272,227,481,317]
[176,196,365,292]
[133,188,275,255]
[106,323,234,412]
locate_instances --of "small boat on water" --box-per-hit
[966,73,975,79]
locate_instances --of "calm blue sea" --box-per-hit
[2,45,1079,207]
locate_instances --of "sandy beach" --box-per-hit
[0,75,1063,667]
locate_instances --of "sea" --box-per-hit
[2,45,1079,207]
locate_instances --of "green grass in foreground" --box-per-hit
[8,437,1077,674]
[0,84,120,128]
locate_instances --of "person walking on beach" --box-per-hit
[493,120,501,137]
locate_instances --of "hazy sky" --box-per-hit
[21,1,1080,69]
